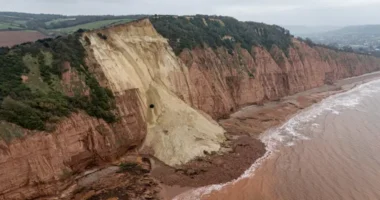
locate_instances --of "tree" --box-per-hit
[305,38,315,47]
[342,46,354,52]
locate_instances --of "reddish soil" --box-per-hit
[72,157,162,200]
[72,172,162,200]
[152,135,265,188]
[0,31,48,47]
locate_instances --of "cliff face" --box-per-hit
[1,19,380,199]
[179,39,380,118]
[0,96,146,200]
[0,19,225,199]
[82,19,225,167]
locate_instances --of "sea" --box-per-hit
[175,79,380,200]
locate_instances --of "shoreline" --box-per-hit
[157,71,380,200]
[70,71,380,200]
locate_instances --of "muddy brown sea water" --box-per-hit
[175,79,380,200]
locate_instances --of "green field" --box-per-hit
[52,18,132,33]
[0,12,144,36]
[45,18,76,25]
[0,22,24,30]
[14,20,27,25]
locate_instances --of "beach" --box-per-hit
[158,71,380,200]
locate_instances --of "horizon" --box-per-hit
[1,10,379,28]
[2,0,380,26]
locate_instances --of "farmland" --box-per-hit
[0,12,146,46]
[0,22,24,30]
[45,18,76,26]
[52,18,132,33]
[0,31,47,47]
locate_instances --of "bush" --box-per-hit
[305,38,316,47]
[151,15,292,56]
[97,32,107,40]
[0,31,116,132]
[0,47,9,55]
[76,28,87,33]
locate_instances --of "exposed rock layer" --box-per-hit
[82,19,225,166]
[180,40,380,119]
[1,19,380,199]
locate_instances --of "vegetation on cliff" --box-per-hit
[0,32,115,132]
[150,15,292,55]
[0,14,374,136]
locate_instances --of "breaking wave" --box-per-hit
[173,79,380,200]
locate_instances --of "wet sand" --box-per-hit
[200,74,380,200]
[163,71,380,199]
[69,72,380,200]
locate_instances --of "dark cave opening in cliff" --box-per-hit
[150,104,155,109]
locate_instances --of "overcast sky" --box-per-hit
[1,0,380,26]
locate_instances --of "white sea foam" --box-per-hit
[173,79,380,200]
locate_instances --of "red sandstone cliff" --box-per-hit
[180,39,380,119]
[0,91,146,200]
[1,19,380,199]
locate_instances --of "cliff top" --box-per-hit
[150,15,293,55]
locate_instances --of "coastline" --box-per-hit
[70,71,380,200]
[157,71,380,200]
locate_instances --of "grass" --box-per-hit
[0,122,24,143]
[41,52,64,92]
[61,67,88,96]
[45,18,76,26]
[52,18,132,33]
[9,29,40,32]
[23,54,51,93]
[50,75,64,92]
[14,20,27,25]
[42,51,53,66]
[0,14,18,18]
[0,22,24,30]
[71,72,88,96]
[22,52,65,93]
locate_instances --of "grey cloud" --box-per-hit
[1,0,380,25]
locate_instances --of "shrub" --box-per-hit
[151,15,292,56]
[0,31,116,132]
[97,32,107,40]
[60,169,73,180]
[305,38,316,47]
